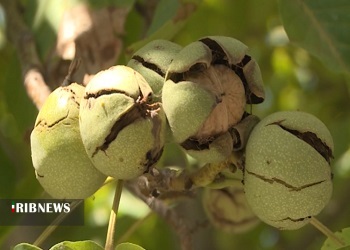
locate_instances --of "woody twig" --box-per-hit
[2,0,51,110]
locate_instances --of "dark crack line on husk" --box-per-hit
[267,120,333,164]
[63,87,80,107]
[84,89,131,99]
[143,113,164,173]
[199,37,228,65]
[91,101,151,158]
[199,38,260,104]
[180,137,214,151]
[132,55,165,77]
[143,147,164,174]
[246,170,327,191]
[230,55,254,103]
[276,216,311,222]
[91,97,162,158]
[167,63,208,83]
[35,112,69,128]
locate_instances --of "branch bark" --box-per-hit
[2,0,51,109]
[125,178,193,250]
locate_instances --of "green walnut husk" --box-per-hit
[79,65,165,180]
[162,36,265,163]
[182,131,234,164]
[30,83,107,199]
[163,55,246,143]
[244,111,334,230]
[202,172,259,233]
[127,39,182,100]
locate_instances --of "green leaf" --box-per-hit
[49,240,104,250]
[13,243,42,250]
[126,0,202,57]
[115,242,145,250]
[146,0,180,36]
[88,0,136,9]
[279,0,350,74]
[321,227,350,250]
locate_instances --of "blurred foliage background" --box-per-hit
[0,0,349,249]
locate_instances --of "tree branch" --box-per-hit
[125,178,193,250]
[2,0,51,109]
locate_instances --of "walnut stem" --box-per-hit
[2,0,51,110]
[189,161,228,187]
[148,157,235,193]
[309,216,345,247]
[105,179,124,250]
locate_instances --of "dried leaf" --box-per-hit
[49,4,130,86]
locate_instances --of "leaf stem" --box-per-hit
[33,179,115,247]
[105,179,124,250]
[116,211,153,245]
[309,216,345,247]
[33,200,82,247]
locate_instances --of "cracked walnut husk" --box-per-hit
[162,36,264,163]
[79,65,165,180]
[30,83,107,199]
[127,39,183,100]
[202,177,259,233]
[243,111,334,230]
